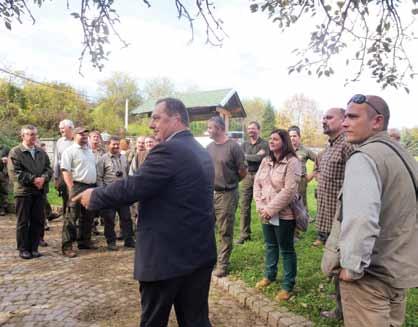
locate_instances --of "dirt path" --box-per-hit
[0,214,267,327]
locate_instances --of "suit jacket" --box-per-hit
[89,130,217,281]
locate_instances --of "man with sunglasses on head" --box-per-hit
[337,95,418,327]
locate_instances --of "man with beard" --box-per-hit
[236,121,268,245]
[316,108,354,321]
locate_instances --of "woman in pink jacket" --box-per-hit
[253,128,301,301]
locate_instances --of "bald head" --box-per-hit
[322,107,345,138]
[388,128,401,142]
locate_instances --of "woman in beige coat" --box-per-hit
[253,129,301,301]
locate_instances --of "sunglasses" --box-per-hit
[348,94,381,115]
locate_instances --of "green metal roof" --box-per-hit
[131,88,246,120]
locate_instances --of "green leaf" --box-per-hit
[5,21,11,30]
[412,8,418,15]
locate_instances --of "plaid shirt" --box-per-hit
[316,133,354,233]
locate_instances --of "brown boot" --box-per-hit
[275,290,292,302]
[62,247,77,258]
[255,278,272,289]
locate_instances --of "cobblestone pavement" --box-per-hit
[0,214,268,327]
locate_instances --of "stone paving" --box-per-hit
[0,214,270,327]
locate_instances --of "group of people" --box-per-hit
[4,119,159,260]
[2,94,417,327]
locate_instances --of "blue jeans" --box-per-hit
[262,219,297,292]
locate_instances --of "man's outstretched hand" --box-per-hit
[72,188,94,208]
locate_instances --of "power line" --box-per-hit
[0,66,98,102]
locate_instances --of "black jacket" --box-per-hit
[8,144,52,197]
[89,130,217,281]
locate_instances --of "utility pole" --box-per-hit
[124,99,129,130]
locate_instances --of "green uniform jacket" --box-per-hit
[8,144,52,197]
[0,144,10,172]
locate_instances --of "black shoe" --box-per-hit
[0,208,6,216]
[107,243,118,251]
[124,239,136,248]
[47,212,61,221]
[19,250,32,260]
[31,251,42,258]
[39,239,48,247]
[235,237,250,245]
[78,242,98,250]
[116,234,123,241]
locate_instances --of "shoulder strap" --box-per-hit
[366,140,417,196]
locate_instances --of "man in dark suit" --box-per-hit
[74,98,217,327]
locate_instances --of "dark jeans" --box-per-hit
[262,219,297,292]
[61,182,95,250]
[15,194,45,252]
[101,206,134,244]
[139,265,213,327]
[239,172,255,240]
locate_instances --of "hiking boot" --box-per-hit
[275,290,291,302]
[19,250,32,260]
[0,208,6,216]
[107,243,118,251]
[78,242,98,250]
[124,238,136,248]
[213,267,228,278]
[39,239,48,247]
[62,248,77,258]
[255,278,272,289]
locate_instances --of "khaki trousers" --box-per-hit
[340,274,407,327]
[214,189,238,270]
[239,172,255,240]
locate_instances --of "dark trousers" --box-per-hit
[101,206,134,244]
[261,220,297,292]
[62,182,95,250]
[56,174,69,215]
[0,172,9,210]
[239,172,255,240]
[139,265,213,327]
[15,194,45,252]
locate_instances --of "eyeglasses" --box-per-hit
[348,94,381,115]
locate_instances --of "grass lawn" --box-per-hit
[228,162,418,327]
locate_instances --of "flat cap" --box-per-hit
[73,127,89,134]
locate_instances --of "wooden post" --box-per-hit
[216,107,232,132]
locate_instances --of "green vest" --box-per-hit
[354,132,418,288]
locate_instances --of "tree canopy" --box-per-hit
[2,1,417,89]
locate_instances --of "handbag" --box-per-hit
[280,158,309,232]
[290,193,309,232]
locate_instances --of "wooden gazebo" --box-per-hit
[131,88,246,132]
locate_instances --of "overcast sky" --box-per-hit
[1,0,417,128]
